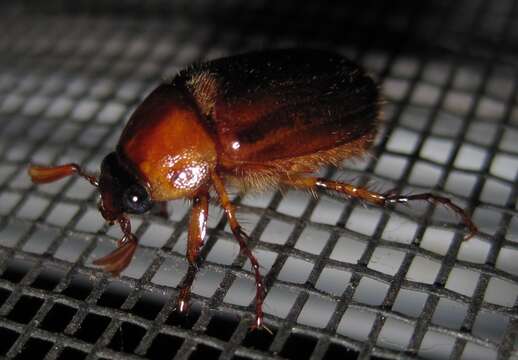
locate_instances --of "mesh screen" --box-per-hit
[0,1,517,359]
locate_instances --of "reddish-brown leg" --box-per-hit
[284,177,478,240]
[93,215,138,275]
[212,173,266,330]
[177,193,209,313]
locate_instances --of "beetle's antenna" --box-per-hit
[93,215,138,275]
[28,163,98,187]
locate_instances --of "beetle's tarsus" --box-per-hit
[251,321,273,335]
[177,289,190,313]
[234,227,266,331]
[383,191,478,240]
[175,262,199,314]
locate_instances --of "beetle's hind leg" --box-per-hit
[212,173,266,330]
[176,193,209,313]
[284,177,478,240]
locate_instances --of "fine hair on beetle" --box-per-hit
[28,49,478,330]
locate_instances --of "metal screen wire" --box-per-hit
[0,1,517,359]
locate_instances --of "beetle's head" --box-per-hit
[98,152,154,222]
[28,152,154,222]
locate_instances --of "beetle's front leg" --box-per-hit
[212,173,266,330]
[177,193,209,313]
[93,215,138,275]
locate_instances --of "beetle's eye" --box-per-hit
[122,184,152,214]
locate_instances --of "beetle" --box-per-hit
[28,49,477,329]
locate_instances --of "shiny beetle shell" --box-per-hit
[118,49,379,200]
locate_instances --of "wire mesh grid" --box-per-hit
[0,1,517,359]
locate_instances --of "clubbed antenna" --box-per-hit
[28,163,98,187]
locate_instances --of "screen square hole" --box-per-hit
[31,267,62,291]
[242,327,277,351]
[0,327,19,355]
[75,313,111,343]
[280,333,317,360]
[352,277,389,306]
[1,259,31,283]
[97,282,131,309]
[295,226,329,255]
[316,267,352,296]
[108,322,147,354]
[7,295,44,324]
[205,312,239,341]
[131,291,167,320]
[147,333,184,360]
[40,303,76,333]
[277,257,313,284]
[297,295,336,328]
[166,303,201,329]
[15,337,53,359]
[61,275,92,300]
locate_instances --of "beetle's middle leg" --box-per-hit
[283,176,477,240]
[212,173,266,329]
[176,193,209,313]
